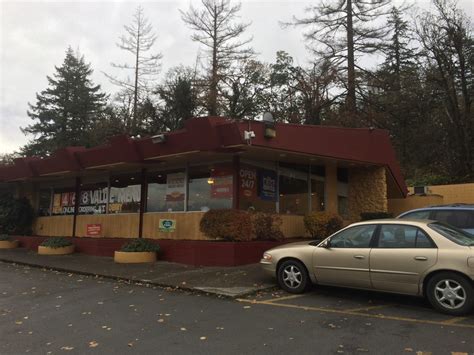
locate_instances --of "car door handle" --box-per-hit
[414,256,428,261]
[353,255,365,259]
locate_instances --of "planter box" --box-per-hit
[0,240,19,249]
[114,251,157,264]
[38,245,75,255]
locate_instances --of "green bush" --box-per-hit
[252,212,284,241]
[360,212,393,221]
[40,237,73,249]
[304,211,343,239]
[0,234,11,241]
[200,209,254,241]
[120,238,160,252]
[0,193,34,235]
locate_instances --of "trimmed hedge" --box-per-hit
[120,239,160,252]
[303,211,343,239]
[252,212,284,241]
[40,237,73,249]
[200,209,254,241]
[360,212,394,221]
[0,234,11,241]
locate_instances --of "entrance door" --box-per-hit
[312,224,377,289]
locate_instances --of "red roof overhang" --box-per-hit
[0,117,407,196]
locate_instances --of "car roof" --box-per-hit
[350,219,435,228]
[398,205,474,216]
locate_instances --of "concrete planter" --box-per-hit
[114,251,157,264]
[0,240,19,249]
[38,245,75,255]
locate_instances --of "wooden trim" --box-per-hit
[138,168,147,238]
[72,176,80,237]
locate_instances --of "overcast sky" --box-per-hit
[0,0,472,155]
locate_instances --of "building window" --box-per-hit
[239,165,277,213]
[38,189,52,216]
[188,165,233,212]
[109,173,142,214]
[51,189,76,215]
[147,171,185,212]
[78,181,108,215]
[337,168,349,218]
[279,166,309,215]
[311,179,325,212]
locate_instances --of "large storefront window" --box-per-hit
[239,165,277,213]
[79,180,108,215]
[337,168,349,218]
[147,171,185,212]
[109,173,142,214]
[52,189,76,215]
[279,167,309,215]
[38,189,52,216]
[188,165,233,211]
[311,179,325,212]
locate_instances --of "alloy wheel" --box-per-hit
[434,279,466,310]
[282,265,302,289]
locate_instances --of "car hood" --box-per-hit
[266,241,313,252]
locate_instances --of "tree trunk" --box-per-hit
[209,6,218,116]
[133,25,140,135]
[346,0,356,114]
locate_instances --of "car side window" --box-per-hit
[329,225,376,248]
[400,210,431,219]
[432,210,474,230]
[378,225,435,248]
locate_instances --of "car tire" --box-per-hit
[426,272,474,316]
[277,259,309,294]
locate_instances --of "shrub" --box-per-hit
[0,234,11,241]
[200,209,254,241]
[304,211,343,239]
[40,237,73,249]
[252,212,284,241]
[120,238,160,252]
[0,193,34,235]
[360,212,393,221]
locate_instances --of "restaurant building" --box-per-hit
[0,117,407,264]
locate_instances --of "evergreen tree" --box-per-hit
[22,47,107,156]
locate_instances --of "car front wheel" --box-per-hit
[277,259,309,294]
[426,272,474,316]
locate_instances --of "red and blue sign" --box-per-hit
[259,169,277,201]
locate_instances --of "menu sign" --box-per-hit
[166,173,185,202]
[52,192,75,215]
[239,167,257,198]
[260,169,277,201]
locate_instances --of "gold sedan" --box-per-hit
[260,220,474,315]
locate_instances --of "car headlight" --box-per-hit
[262,252,273,261]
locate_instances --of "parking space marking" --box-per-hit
[236,298,474,329]
[442,317,468,325]
[264,294,307,303]
[343,304,394,312]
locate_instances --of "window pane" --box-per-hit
[378,225,433,248]
[52,190,76,215]
[79,182,108,215]
[38,190,52,216]
[188,165,233,211]
[433,210,474,230]
[279,171,308,215]
[311,179,325,212]
[401,210,431,219]
[330,225,376,248]
[239,165,276,213]
[147,171,185,212]
[109,173,142,214]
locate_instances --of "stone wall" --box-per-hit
[348,167,387,222]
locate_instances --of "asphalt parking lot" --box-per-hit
[240,284,474,330]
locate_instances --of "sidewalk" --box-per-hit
[0,248,276,298]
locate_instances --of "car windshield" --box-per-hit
[428,222,474,246]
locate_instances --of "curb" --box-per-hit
[0,258,276,299]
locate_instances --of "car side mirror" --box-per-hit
[321,239,331,248]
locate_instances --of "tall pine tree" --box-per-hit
[22,47,107,156]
